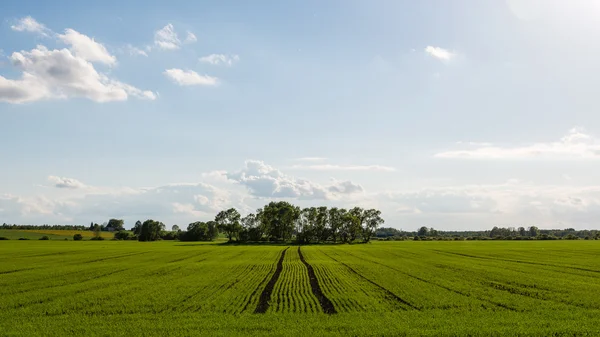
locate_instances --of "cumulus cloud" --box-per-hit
[48,176,87,189]
[328,180,364,194]
[425,46,455,61]
[154,24,180,50]
[58,29,117,65]
[435,128,600,159]
[226,160,363,200]
[11,16,50,36]
[199,54,240,66]
[0,46,155,103]
[163,69,218,86]
[122,44,148,57]
[184,31,197,44]
[379,180,600,228]
[2,18,155,103]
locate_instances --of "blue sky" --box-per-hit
[2,0,600,230]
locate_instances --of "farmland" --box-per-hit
[1,241,599,336]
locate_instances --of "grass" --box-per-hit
[0,240,599,336]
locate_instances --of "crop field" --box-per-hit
[0,229,114,240]
[1,241,599,336]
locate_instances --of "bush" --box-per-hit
[113,231,131,240]
[18,237,30,240]
[73,234,83,241]
[39,236,50,240]
[90,236,105,241]
[0,237,9,240]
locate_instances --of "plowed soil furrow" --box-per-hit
[253,247,289,314]
[297,247,337,314]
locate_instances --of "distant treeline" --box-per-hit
[127,202,384,243]
[2,202,385,244]
[1,224,88,230]
[376,226,600,241]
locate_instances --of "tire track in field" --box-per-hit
[297,247,337,314]
[82,251,148,264]
[0,267,36,275]
[341,250,518,312]
[253,247,289,314]
[433,250,600,275]
[319,250,418,311]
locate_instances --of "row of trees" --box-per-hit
[1,224,87,230]
[211,202,384,243]
[375,226,600,240]
[119,202,385,243]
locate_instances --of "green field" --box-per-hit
[0,229,115,240]
[1,241,599,336]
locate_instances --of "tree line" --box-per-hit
[375,226,600,241]
[116,201,384,243]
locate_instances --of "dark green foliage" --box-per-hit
[179,221,218,241]
[113,231,132,240]
[18,237,30,240]
[106,219,125,231]
[39,236,50,240]
[73,234,83,241]
[90,236,105,241]
[138,219,165,242]
[160,231,178,240]
[0,237,9,240]
[215,208,242,242]
[0,224,86,230]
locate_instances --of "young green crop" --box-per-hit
[0,240,599,336]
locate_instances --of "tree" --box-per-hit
[518,227,526,237]
[418,226,429,237]
[297,207,316,244]
[362,209,384,243]
[241,213,263,242]
[180,221,219,241]
[341,211,361,243]
[259,202,300,241]
[106,219,125,231]
[133,220,142,236]
[93,225,102,239]
[528,226,539,237]
[73,233,83,241]
[315,206,330,242]
[328,208,344,243]
[215,208,242,242]
[138,219,164,241]
[172,225,180,232]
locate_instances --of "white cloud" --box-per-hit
[226,160,362,200]
[163,68,218,86]
[199,54,240,66]
[48,176,87,189]
[11,16,50,36]
[184,31,197,44]
[435,128,600,159]
[123,44,148,57]
[58,29,116,65]
[154,24,180,50]
[328,180,364,194]
[292,164,396,172]
[379,180,600,228]
[0,45,155,103]
[425,46,455,61]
